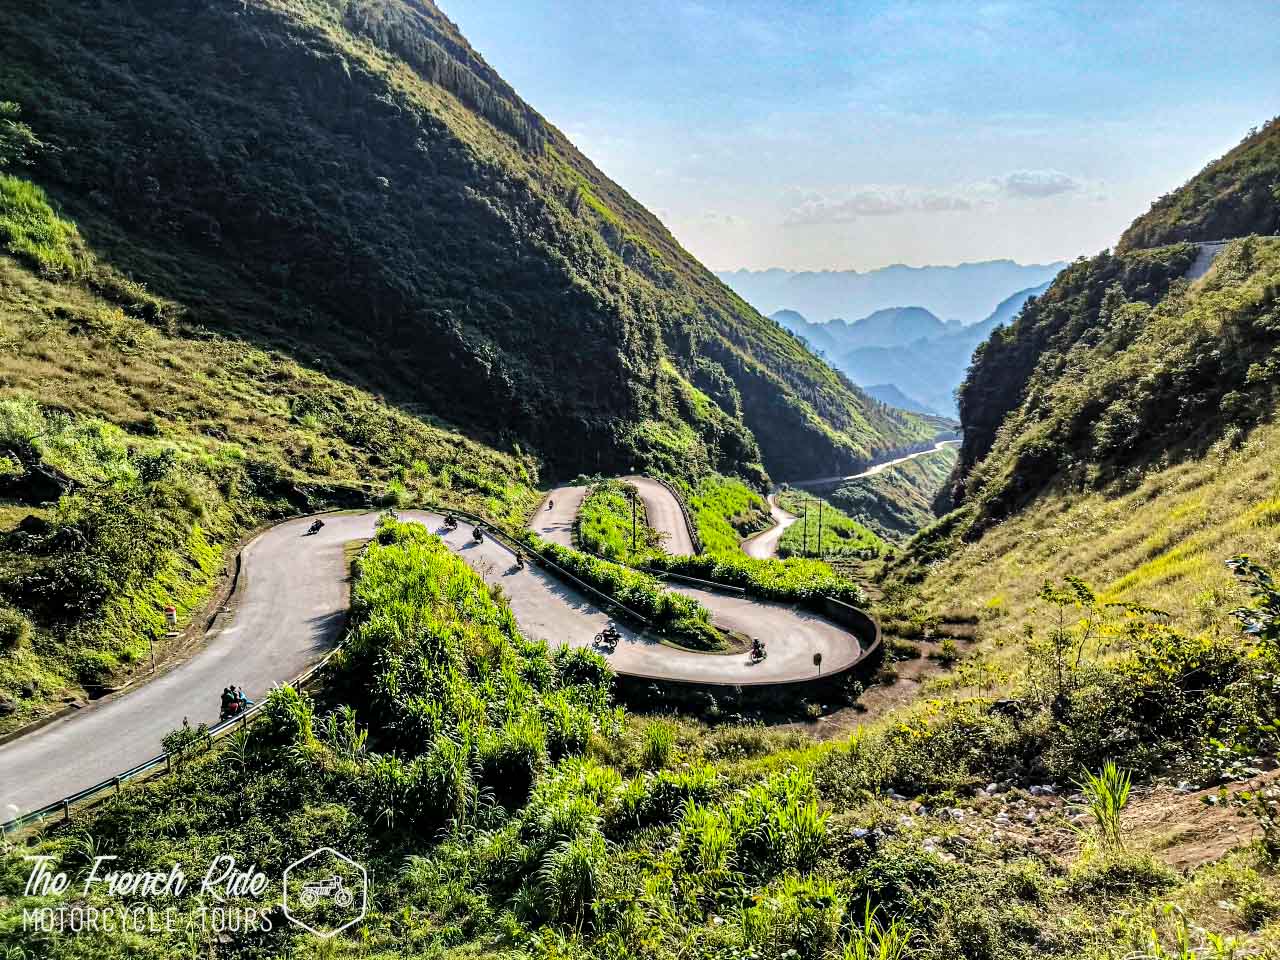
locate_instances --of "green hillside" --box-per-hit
[824,443,959,542]
[0,0,938,485]
[1119,116,1280,251]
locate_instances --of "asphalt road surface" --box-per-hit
[788,439,959,489]
[1,509,865,819]
[741,495,799,559]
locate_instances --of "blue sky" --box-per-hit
[447,1,1280,271]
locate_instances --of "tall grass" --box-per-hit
[687,473,771,553]
[576,479,664,562]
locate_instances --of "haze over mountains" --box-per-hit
[718,259,1066,326]
[772,281,1054,416]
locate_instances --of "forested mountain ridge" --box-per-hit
[951,119,1280,532]
[0,0,939,484]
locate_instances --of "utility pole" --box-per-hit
[802,499,809,555]
[629,487,638,559]
[817,498,824,557]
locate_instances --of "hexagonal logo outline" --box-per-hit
[281,846,368,939]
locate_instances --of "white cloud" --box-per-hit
[785,186,972,224]
[991,169,1084,198]
[785,169,1092,225]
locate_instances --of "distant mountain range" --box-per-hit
[719,259,1066,325]
[862,383,939,416]
[772,280,1055,416]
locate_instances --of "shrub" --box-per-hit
[1074,760,1132,854]
[648,550,868,606]
[0,606,31,652]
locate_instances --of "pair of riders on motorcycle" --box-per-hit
[750,637,767,661]
[220,684,252,720]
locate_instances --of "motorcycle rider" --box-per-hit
[750,638,766,661]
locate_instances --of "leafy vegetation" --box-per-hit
[649,551,868,607]
[5,523,1279,958]
[576,479,665,563]
[683,473,772,554]
[526,533,720,649]
[0,0,939,484]
[825,444,959,542]
[776,489,886,559]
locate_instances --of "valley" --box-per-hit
[0,2,1278,959]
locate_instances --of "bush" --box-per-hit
[640,720,676,769]
[0,606,31,652]
[648,550,868,606]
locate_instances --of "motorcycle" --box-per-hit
[444,514,458,530]
[220,696,255,721]
[472,526,485,544]
[547,500,554,511]
[750,639,767,663]
[306,519,325,536]
[594,626,621,651]
[515,552,526,570]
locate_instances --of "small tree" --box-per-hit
[0,102,42,170]
[161,720,209,770]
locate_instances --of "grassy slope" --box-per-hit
[775,489,886,559]
[0,0,939,484]
[1118,116,1280,252]
[956,237,1279,531]
[0,180,538,730]
[686,474,772,554]
[917,413,1280,645]
[813,444,959,544]
[6,520,1279,959]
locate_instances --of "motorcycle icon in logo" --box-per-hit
[299,875,355,909]
[282,847,367,938]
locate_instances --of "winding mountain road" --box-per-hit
[2,506,869,820]
[741,495,799,559]
[534,477,695,556]
[788,439,959,490]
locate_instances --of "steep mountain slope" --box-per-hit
[946,118,1280,537]
[0,0,938,484]
[721,259,1065,324]
[832,306,947,349]
[772,305,948,357]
